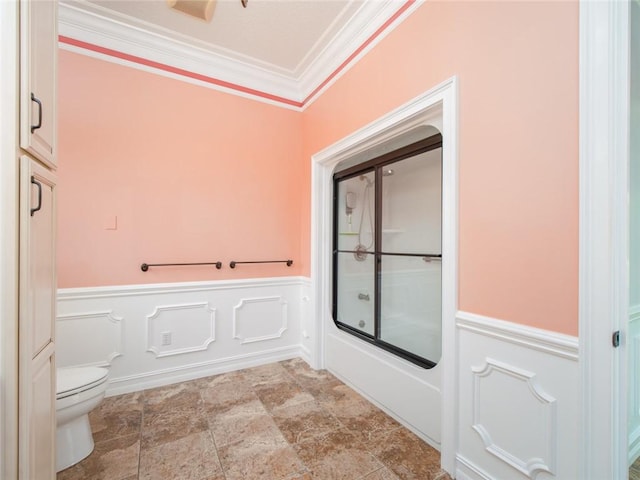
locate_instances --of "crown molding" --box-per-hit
[58,0,420,108]
[298,0,422,107]
[58,1,302,103]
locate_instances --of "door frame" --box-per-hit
[579,1,630,478]
[310,76,459,473]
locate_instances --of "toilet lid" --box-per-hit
[57,366,109,399]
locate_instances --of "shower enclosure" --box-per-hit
[332,135,442,368]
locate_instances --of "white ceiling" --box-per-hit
[58,0,418,108]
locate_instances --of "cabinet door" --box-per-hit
[28,347,56,480]
[19,156,56,480]
[20,0,57,169]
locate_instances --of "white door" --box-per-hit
[19,156,56,480]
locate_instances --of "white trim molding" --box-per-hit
[145,302,216,358]
[57,277,305,396]
[58,0,423,109]
[232,296,288,344]
[471,358,557,478]
[310,76,459,474]
[57,310,123,367]
[579,1,630,479]
[456,312,579,480]
[456,311,579,361]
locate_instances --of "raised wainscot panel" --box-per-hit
[57,310,123,367]
[456,312,579,480]
[146,302,216,358]
[471,358,557,478]
[233,296,288,344]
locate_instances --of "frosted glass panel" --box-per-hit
[380,255,441,361]
[381,149,441,254]
[335,252,375,336]
[337,172,375,252]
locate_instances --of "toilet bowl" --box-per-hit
[56,366,109,472]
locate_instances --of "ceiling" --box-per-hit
[58,0,418,108]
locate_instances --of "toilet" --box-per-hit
[55,366,109,472]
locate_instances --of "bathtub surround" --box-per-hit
[56,359,453,480]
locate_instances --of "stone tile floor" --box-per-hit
[632,456,640,480]
[57,358,452,480]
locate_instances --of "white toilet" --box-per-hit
[55,366,109,472]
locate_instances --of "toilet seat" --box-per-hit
[57,366,108,400]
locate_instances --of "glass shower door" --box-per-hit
[379,148,442,363]
[333,136,442,368]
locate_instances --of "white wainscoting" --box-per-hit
[57,277,306,396]
[455,312,579,480]
[629,305,640,464]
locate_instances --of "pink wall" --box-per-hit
[57,51,303,287]
[59,0,579,335]
[301,1,579,335]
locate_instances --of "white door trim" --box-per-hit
[579,1,630,478]
[310,76,458,473]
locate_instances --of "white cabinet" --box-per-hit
[20,0,57,169]
[17,1,58,477]
[19,157,56,480]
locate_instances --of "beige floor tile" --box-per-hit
[57,433,140,480]
[338,407,401,443]
[362,467,402,480]
[193,369,248,390]
[141,404,209,449]
[89,408,142,444]
[200,376,259,415]
[218,438,306,480]
[366,428,442,480]
[143,381,203,414]
[139,431,223,480]
[255,380,315,411]
[433,470,454,480]
[280,358,343,394]
[209,400,281,448]
[272,399,342,444]
[59,359,444,480]
[243,362,293,388]
[294,429,384,480]
[99,392,144,415]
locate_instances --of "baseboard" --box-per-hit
[455,455,493,480]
